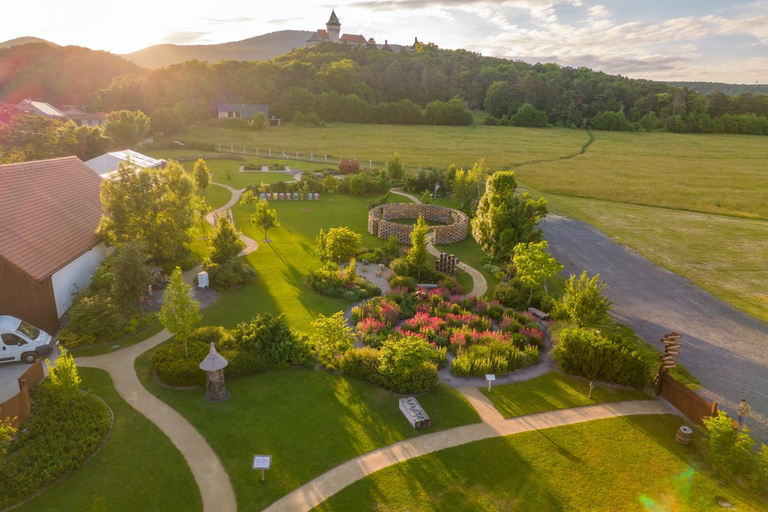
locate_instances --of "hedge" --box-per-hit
[552,327,651,388]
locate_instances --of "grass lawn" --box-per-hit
[204,183,232,210]
[515,130,768,220]
[172,122,589,170]
[15,368,201,512]
[135,353,480,512]
[481,371,653,418]
[312,414,764,512]
[543,193,768,324]
[199,193,407,330]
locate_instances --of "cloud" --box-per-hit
[203,16,259,24]
[161,31,211,44]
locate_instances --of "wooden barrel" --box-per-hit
[676,426,693,445]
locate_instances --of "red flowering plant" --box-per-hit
[380,300,400,326]
[356,317,389,347]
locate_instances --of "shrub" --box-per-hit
[58,291,124,347]
[379,336,438,394]
[340,348,388,386]
[306,262,380,300]
[388,274,417,292]
[151,340,210,386]
[209,216,246,264]
[552,327,650,388]
[451,344,539,377]
[45,347,80,397]
[227,314,310,371]
[205,259,257,290]
[311,312,356,369]
[702,411,768,494]
[0,384,110,509]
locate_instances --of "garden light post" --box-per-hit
[199,342,229,402]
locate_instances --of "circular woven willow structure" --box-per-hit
[367,203,468,245]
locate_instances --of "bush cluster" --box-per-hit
[306,262,381,301]
[151,316,310,387]
[205,259,257,290]
[340,336,438,395]
[0,384,110,508]
[493,278,554,312]
[552,327,651,388]
[353,286,543,378]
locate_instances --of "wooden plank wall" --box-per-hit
[0,259,59,333]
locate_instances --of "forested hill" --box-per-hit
[0,37,56,48]
[0,43,140,106]
[1,41,766,135]
[123,30,313,69]
[668,82,768,96]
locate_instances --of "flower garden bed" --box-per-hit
[351,286,543,377]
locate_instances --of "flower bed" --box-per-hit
[352,286,543,377]
[306,262,381,301]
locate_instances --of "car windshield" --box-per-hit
[16,322,40,340]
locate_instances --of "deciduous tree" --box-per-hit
[315,227,362,263]
[104,110,149,148]
[193,158,210,196]
[210,215,246,264]
[310,312,356,369]
[158,268,201,358]
[110,241,154,311]
[471,170,548,261]
[562,271,612,328]
[97,161,200,263]
[406,216,430,281]
[512,240,563,304]
[386,152,405,181]
[241,192,280,242]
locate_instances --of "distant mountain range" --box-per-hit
[122,30,313,68]
[0,36,57,48]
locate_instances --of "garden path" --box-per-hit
[389,189,487,297]
[75,184,255,512]
[262,400,670,512]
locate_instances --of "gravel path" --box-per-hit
[542,215,768,442]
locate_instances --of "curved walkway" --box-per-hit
[263,399,669,512]
[75,184,255,512]
[389,189,487,297]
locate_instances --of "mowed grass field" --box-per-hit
[172,122,590,170]
[514,130,768,219]
[152,124,768,322]
[312,415,764,512]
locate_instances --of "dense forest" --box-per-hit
[1,41,767,135]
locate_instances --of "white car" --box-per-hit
[0,316,58,364]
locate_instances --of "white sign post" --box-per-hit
[252,455,272,482]
[486,374,496,392]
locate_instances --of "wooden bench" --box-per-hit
[527,307,550,321]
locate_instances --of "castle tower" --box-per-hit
[326,10,341,43]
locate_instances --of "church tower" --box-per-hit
[326,10,341,43]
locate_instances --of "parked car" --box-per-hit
[0,316,57,364]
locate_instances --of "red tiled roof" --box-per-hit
[317,30,329,39]
[0,157,103,281]
[341,34,367,44]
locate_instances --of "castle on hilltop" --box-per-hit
[306,10,416,52]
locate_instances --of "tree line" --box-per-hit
[2,41,767,137]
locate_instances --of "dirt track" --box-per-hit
[543,215,768,442]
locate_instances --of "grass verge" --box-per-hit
[481,370,653,418]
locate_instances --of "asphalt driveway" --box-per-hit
[543,215,768,442]
[0,346,59,403]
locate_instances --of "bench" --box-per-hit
[527,307,550,321]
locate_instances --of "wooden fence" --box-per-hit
[656,370,717,425]
[0,358,45,429]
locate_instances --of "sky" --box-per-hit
[4,0,768,83]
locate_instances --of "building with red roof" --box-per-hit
[0,156,108,332]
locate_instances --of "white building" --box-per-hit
[85,149,166,178]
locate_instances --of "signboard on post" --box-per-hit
[486,374,496,392]
[252,455,272,481]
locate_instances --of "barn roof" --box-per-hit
[0,157,103,281]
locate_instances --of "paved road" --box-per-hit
[543,215,768,442]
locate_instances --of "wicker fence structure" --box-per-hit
[368,203,468,245]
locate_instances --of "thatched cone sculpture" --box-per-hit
[199,342,229,402]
